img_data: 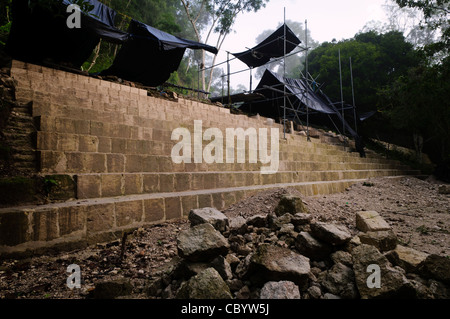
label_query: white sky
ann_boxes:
[209,0,389,91]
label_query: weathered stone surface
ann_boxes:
[359,230,397,252]
[391,245,429,273]
[321,262,359,299]
[352,244,415,299]
[211,256,233,280]
[291,213,312,226]
[268,213,293,230]
[177,223,229,262]
[417,254,450,285]
[228,216,247,234]
[295,231,331,261]
[331,251,353,267]
[310,222,352,245]
[260,281,301,299]
[275,195,309,217]
[188,207,229,232]
[356,211,391,232]
[246,214,267,228]
[238,244,310,288]
[176,267,233,299]
[90,279,133,299]
[307,285,322,299]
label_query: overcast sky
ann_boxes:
[211,0,390,90]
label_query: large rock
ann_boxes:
[321,262,359,299]
[188,207,229,232]
[238,244,310,289]
[352,244,416,299]
[358,230,397,252]
[176,267,233,299]
[177,223,230,262]
[295,231,331,261]
[417,254,450,285]
[260,281,301,299]
[356,211,391,232]
[391,245,429,273]
[310,222,352,245]
[275,195,309,217]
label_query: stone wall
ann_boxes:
[0,60,419,256]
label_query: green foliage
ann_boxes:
[378,58,450,163]
[307,31,419,112]
[394,0,450,59]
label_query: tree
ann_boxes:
[393,0,450,59]
[306,31,419,113]
[180,0,269,92]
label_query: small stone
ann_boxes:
[211,256,233,280]
[295,231,331,261]
[229,216,247,234]
[177,223,229,262]
[331,251,353,267]
[307,286,322,299]
[275,195,309,217]
[176,268,233,299]
[310,222,352,245]
[188,207,229,232]
[291,213,312,226]
[260,281,301,299]
[246,215,267,228]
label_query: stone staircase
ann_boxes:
[0,60,421,256]
[1,99,37,174]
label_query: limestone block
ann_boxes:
[356,211,391,232]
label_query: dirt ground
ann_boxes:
[0,176,449,299]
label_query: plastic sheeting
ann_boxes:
[101,19,218,87]
[6,0,128,68]
[232,24,301,68]
[240,70,359,139]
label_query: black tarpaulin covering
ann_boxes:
[240,70,359,138]
[6,0,128,68]
[232,24,301,68]
[102,19,218,87]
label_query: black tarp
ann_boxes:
[101,19,218,87]
[240,70,359,139]
[232,24,301,68]
[6,0,128,68]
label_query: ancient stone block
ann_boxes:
[86,203,114,233]
[165,196,182,221]
[144,198,165,223]
[101,174,123,197]
[77,174,101,199]
[356,211,391,232]
[115,200,143,227]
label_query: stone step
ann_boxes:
[74,169,420,200]
[0,177,370,255]
[37,150,411,175]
